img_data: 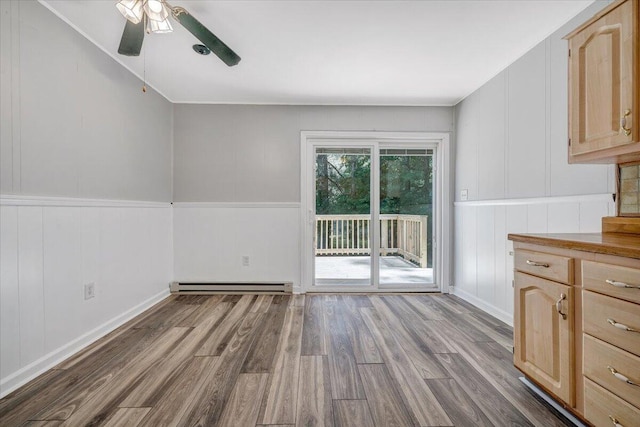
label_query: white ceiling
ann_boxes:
[40,0,594,106]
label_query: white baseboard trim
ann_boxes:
[451,287,513,326]
[0,194,171,208]
[453,193,612,207]
[0,288,170,398]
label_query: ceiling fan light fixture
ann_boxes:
[143,0,170,22]
[147,16,173,34]
[116,0,144,24]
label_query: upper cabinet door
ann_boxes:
[567,0,640,164]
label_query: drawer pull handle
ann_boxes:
[609,415,625,427]
[607,318,638,333]
[556,293,566,319]
[526,260,549,268]
[607,366,639,387]
[606,279,640,289]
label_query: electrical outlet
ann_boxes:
[460,189,468,201]
[84,282,96,300]
[242,256,250,267]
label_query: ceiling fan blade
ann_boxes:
[171,7,241,66]
[118,19,145,56]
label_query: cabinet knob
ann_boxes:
[620,109,632,136]
[556,293,567,320]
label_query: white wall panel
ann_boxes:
[476,206,496,303]
[453,205,464,293]
[504,204,528,317]
[0,199,172,397]
[173,205,301,288]
[459,206,477,294]
[527,204,548,234]
[0,206,20,378]
[493,206,508,311]
[18,206,45,366]
[547,203,580,233]
[43,207,82,353]
[453,195,615,325]
[579,201,610,233]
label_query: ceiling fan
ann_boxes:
[115,0,241,66]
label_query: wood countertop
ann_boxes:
[508,233,640,259]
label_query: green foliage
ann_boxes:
[316,154,371,214]
[380,155,432,216]
[316,153,432,216]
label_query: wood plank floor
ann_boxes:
[0,294,570,427]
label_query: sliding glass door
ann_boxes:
[379,148,434,289]
[314,147,372,286]
[310,141,437,292]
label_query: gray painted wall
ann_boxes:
[173,104,454,202]
[1,0,173,202]
[454,0,614,202]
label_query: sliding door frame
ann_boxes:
[300,131,452,293]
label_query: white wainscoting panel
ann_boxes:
[0,197,173,397]
[453,194,614,326]
[173,203,301,290]
[0,207,20,380]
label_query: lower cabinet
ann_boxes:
[512,239,640,427]
[513,271,574,407]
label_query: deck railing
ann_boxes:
[315,214,428,267]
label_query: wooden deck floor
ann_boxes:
[0,294,569,426]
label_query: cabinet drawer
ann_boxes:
[583,260,640,304]
[583,290,640,356]
[584,377,640,427]
[584,334,640,409]
[514,250,573,284]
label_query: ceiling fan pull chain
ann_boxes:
[143,19,147,94]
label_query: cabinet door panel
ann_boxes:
[514,272,574,406]
[569,0,636,157]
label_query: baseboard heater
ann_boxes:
[170,281,293,294]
